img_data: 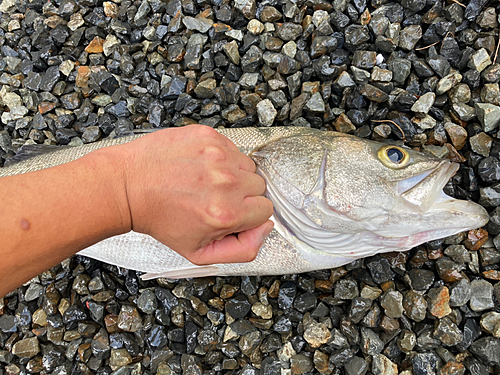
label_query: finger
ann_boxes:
[230,148,256,173]
[237,169,267,197]
[191,220,274,264]
[229,196,274,234]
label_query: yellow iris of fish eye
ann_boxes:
[377,145,410,169]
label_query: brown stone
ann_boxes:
[314,279,333,292]
[427,286,451,318]
[445,143,467,163]
[12,337,40,358]
[78,343,92,362]
[427,247,444,260]
[38,102,58,114]
[464,228,489,251]
[104,314,120,333]
[85,36,105,54]
[359,83,389,102]
[360,9,371,25]
[260,6,282,22]
[76,66,90,88]
[482,270,500,280]
[438,361,465,375]
[268,280,280,298]
[334,113,356,133]
[445,123,468,150]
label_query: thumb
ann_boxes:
[190,220,274,265]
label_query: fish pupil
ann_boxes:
[387,148,404,163]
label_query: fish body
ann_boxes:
[0,127,489,278]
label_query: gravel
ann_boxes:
[0,0,500,373]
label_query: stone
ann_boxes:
[85,36,105,53]
[399,25,422,50]
[436,72,462,95]
[469,337,500,366]
[311,37,338,58]
[12,337,40,358]
[305,92,325,114]
[470,279,494,311]
[468,48,492,72]
[470,132,493,157]
[427,286,451,318]
[449,279,471,307]
[360,84,389,103]
[345,356,368,375]
[380,290,404,318]
[444,123,467,150]
[372,354,397,375]
[411,92,435,114]
[247,19,264,35]
[194,79,216,99]
[260,6,282,22]
[303,320,331,348]
[433,317,463,346]
[256,99,277,127]
[475,103,500,132]
[117,306,142,332]
[277,23,303,41]
[403,290,427,322]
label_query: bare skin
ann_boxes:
[0,125,274,297]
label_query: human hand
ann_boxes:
[111,125,274,265]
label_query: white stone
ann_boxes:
[312,10,329,27]
[282,41,297,58]
[468,48,492,72]
[67,13,84,31]
[411,92,435,114]
[59,60,75,76]
[103,35,120,56]
[247,19,264,34]
[225,29,244,41]
[256,99,277,127]
[2,92,22,109]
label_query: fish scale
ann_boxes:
[0,127,488,278]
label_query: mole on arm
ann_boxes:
[20,219,30,231]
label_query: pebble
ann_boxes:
[411,92,435,114]
[427,286,451,318]
[380,290,404,318]
[303,320,331,348]
[470,279,494,311]
[11,337,40,358]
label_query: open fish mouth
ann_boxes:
[397,160,460,212]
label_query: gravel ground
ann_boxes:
[1,0,500,374]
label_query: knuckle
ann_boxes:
[202,145,227,162]
[205,204,237,229]
[195,125,219,138]
[211,169,237,187]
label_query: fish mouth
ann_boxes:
[395,160,489,234]
[397,160,459,212]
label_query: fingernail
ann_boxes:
[259,222,274,244]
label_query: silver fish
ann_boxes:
[0,127,488,278]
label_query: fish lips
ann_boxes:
[398,160,459,212]
[397,160,488,230]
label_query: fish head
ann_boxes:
[251,131,488,257]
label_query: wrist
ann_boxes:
[80,146,133,236]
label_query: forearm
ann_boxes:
[0,149,130,296]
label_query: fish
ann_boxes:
[0,126,489,279]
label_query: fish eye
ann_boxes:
[378,145,410,169]
[387,148,404,163]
